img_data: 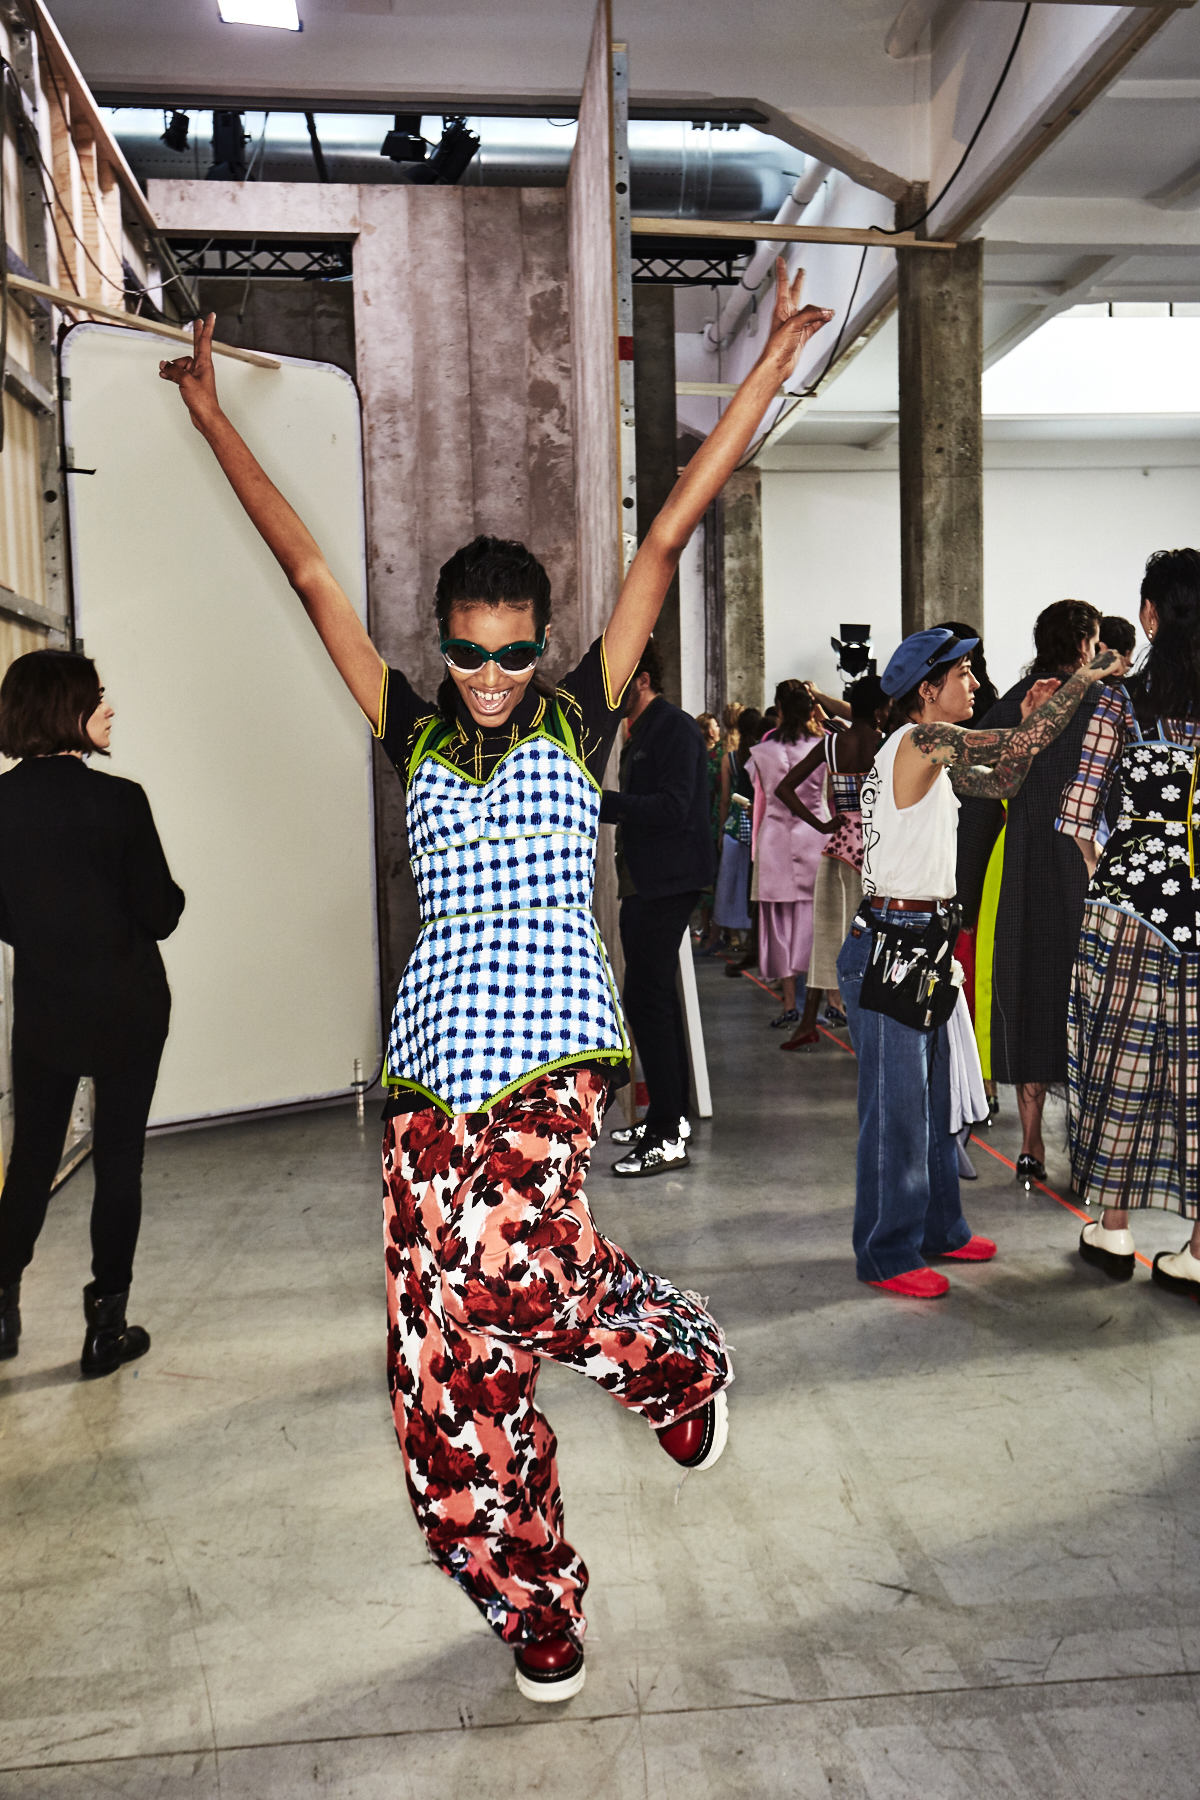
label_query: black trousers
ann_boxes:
[619,889,698,1138]
[0,1040,162,1294]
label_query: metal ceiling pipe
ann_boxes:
[702,159,831,353]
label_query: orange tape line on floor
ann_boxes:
[716,952,1152,1264]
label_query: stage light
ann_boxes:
[380,114,427,163]
[831,624,875,693]
[217,1,301,30]
[161,111,190,154]
[405,117,480,186]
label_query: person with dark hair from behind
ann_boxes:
[0,651,184,1376]
[1098,614,1136,660]
[957,599,1104,1185]
[159,268,835,1700]
[602,638,715,1176]
[938,620,999,722]
[1060,550,1200,1299]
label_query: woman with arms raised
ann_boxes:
[159,265,833,1702]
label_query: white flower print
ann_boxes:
[1175,926,1192,943]
[1127,869,1145,884]
[1152,908,1168,923]
[1163,785,1181,801]
[1163,879,1181,895]
[1154,762,1169,775]
[1130,853,1148,866]
[1147,838,1165,851]
[1150,861,1167,874]
[1165,822,1185,837]
[1110,865,1126,878]
[1172,846,1190,862]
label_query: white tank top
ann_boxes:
[860,725,960,901]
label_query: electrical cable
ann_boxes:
[37,36,129,274]
[876,1,1032,236]
[730,4,1031,466]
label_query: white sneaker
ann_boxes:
[611,1135,690,1178]
[610,1115,691,1146]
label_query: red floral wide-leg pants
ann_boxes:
[382,1067,731,1649]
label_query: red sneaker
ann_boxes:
[656,1390,729,1471]
[514,1635,586,1703]
[936,1235,997,1262]
[868,1267,950,1298]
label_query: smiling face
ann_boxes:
[85,687,114,752]
[443,601,546,728]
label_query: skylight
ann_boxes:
[217,1,301,29]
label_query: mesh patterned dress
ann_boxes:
[369,638,732,1650]
[1057,683,1200,1217]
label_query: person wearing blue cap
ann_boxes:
[836,626,1126,1299]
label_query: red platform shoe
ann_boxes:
[656,1390,729,1471]
[514,1635,586,1702]
[935,1235,997,1262]
[868,1267,950,1299]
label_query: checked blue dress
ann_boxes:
[1058,685,1200,1217]
[385,703,628,1116]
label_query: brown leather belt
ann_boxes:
[869,897,937,913]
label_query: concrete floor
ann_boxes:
[3,959,1200,1797]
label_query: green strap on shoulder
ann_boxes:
[407,697,578,783]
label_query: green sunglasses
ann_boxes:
[440,636,546,676]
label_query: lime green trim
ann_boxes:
[974,814,1006,1082]
[372,663,388,740]
[386,1047,629,1118]
[600,633,633,712]
[413,699,600,793]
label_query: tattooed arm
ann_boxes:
[908,649,1129,800]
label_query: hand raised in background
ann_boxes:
[763,258,835,381]
[158,314,222,432]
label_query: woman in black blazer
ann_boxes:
[0,651,184,1377]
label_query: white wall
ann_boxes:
[761,456,1200,705]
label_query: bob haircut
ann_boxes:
[0,650,103,759]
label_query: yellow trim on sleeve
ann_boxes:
[372,662,388,740]
[600,632,634,713]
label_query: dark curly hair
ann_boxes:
[1029,599,1101,678]
[433,535,552,722]
[1131,548,1200,724]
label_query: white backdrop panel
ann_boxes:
[62,324,379,1126]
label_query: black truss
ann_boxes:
[167,238,354,281]
[632,234,756,288]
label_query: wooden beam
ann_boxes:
[15,0,158,234]
[0,582,69,635]
[5,275,282,368]
[630,217,957,251]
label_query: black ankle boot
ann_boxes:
[80,1281,150,1379]
[0,1281,20,1361]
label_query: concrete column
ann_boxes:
[633,284,680,703]
[722,468,765,712]
[897,223,984,637]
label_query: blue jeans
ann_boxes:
[837,911,970,1282]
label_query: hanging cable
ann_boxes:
[877,1,1032,236]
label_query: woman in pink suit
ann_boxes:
[748,681,829,1027]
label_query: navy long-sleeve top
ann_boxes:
[599,695,717,898]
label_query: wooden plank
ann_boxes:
[5,275,282,368]
[17,0,158,233]
[0,580,69,634]
[630,217,957,251]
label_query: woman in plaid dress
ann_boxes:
[1059,549,1200,1301]
[159,270,834,1701]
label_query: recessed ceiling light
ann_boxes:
[217,2,301,30]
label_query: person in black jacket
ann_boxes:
[600,640,715,1177]
[0,651,184,1377]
